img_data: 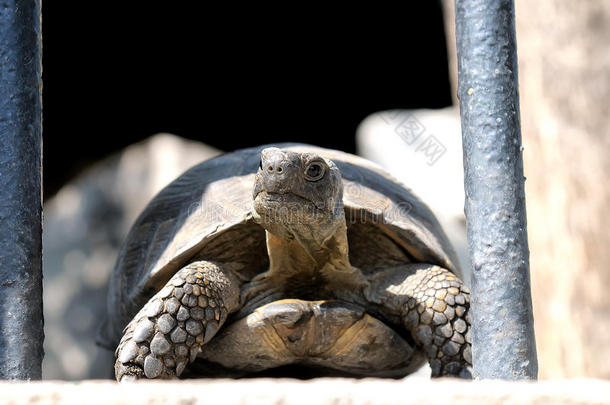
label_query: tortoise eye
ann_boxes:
[304,162,325,181]
[258,159,262,170]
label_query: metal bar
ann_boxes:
[0,0,44,380]
[454,0,537,379]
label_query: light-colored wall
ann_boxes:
[443,0,610,379]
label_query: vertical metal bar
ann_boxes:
[0,0,44,380]
[455,0,537,379]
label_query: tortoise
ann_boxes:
[98,144,472,381]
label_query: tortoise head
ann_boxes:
[252,147,345,242]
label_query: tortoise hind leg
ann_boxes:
[365,264,472,378]
[114,261,240,381]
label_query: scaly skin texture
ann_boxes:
[403,267,471,377]
[114,261,239,381]
[364,264,472,377]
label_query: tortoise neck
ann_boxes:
[265,218,352,278]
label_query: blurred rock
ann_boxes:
[356,108,470,285]
[442,0,610,378]
[42,134,220,379]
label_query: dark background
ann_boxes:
[42,3,452,199]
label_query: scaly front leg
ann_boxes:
[365,263,472,378]
[114,261,240,381]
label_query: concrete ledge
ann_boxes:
[1,378,609,405]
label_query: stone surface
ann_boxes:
[42,134,220,379]
[0,379,609,404]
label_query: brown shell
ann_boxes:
[100,144,460,347]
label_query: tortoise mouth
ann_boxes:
[255,191,322,207]
[254,191,326,217]
[252,190,339,241]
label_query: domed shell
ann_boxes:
[100,144,460,348]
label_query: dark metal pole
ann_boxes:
[455,0,537,379]
[0,0,44,380]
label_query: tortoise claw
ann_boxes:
[120,374,138,383]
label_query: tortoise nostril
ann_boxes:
[266,164,285,174]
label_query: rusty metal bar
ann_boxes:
[455,0,538,379]
[0,0,44,380]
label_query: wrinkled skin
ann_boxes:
[113,148,472,381]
